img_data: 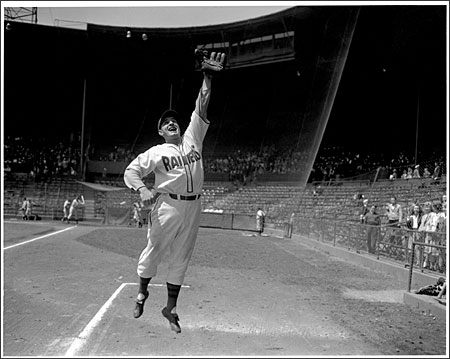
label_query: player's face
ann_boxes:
[159,117,180,140]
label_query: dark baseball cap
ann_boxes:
[157,109,180,130]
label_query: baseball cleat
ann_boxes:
[133,290,149,319]
[161,307,181,333]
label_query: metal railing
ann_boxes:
[291,217,447,276]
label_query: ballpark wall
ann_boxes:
[200,212,256,232]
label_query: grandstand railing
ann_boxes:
[290,217,446,276]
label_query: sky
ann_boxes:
[7,2,295,29]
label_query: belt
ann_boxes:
[169,193,201,201]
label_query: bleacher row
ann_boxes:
[3,174,446,229]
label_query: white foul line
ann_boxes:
[64,282,191,356]
[65,282,128,357]
[4,226,76,250]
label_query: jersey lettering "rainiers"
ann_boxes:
[162,149,201,172]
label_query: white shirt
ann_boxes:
[124,111,209,195]
[256,210,266,219]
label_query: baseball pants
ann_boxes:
[68,206,78,220]
[137,193,201,285]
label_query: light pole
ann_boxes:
[414,83,419,164]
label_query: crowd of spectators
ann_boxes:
[4,136,446,186]
[203,145,311,184]
[4,135,81,181]
[203,144,445,185]
[88,144,136,163]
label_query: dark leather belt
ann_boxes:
[169,193,201,201]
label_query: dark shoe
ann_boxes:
[133,291,149,319]
[161,307,181,333]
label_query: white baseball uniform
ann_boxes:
[63,200,71,219]
[124,110,209,285]
[68,196,85,221]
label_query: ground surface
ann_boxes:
[2,220,447,356]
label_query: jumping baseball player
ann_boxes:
[124,50,225,334]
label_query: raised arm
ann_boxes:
[194,73,212,120]
[194,51,225,120]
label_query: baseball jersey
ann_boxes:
[124,111,209,195]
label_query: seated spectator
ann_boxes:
[432,161,441,180]
[422,167,431,178]
[434,280,446,304]
[401,169,408,179]
[415,277,445,296]
[389,169,398,181]
[406,167,413,179]
[413,165,421,178]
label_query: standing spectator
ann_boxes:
[67,194,85,224]
[256,207,266,236]
[287,212,295,238]
[385,196,403,244]
[363,205,381,254]
[434,201,446,272]
[418,202,438,270]
[413,165,421,178]
[406,204,422,266]
[62,199,71,223]
[359,198,370,223]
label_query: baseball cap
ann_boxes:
[157,109,180,130]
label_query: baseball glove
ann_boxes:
[194,49,226,75]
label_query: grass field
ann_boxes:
[2,220,447,356]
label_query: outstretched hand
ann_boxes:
[195,49,226,77]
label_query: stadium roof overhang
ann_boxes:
[86,6,330,43]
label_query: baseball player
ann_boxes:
[256,207,266,235]
[124,51,225,334]
[20,197,32,220]
[62,199,71,223]
[132,201,143,228]
[67,194,85,224]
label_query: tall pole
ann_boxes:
[80,78,87,179]
[169,83,173,108]
[414,85,419,164]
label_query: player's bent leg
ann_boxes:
[134,279,151,319]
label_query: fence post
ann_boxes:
[44,182,47,215]
[407,242,416,292]
[307,217,310,237]
[356,223,360,253]
[333,220,337,247]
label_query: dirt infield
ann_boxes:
[2,221,447,356]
